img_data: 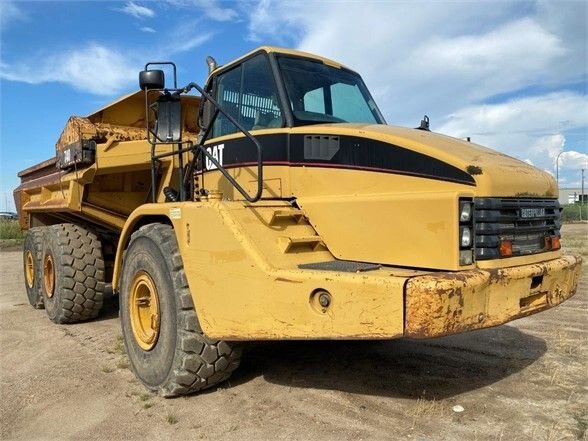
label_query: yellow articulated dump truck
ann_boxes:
[15,46,582,396]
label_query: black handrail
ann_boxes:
[180,82,264,203]
[145,82,264,203]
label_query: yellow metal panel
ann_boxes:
[176,202,406,339]
[204,124,557,199]
[86,90,200,133]
[298,190,473,271]
[285,124,557,198]
[80,204,126,230]
[113,202,408,339]
[476,251,562,269]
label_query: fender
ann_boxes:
[112,203,183,292]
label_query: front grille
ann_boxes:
[474,198,560,260]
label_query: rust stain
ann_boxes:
[274,277,303,284]
[15,171,62,192]
[405,255,582,339]
[514,191,555,198]
[466,165,483,175]
[55,116,149,153]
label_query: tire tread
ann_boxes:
[43,224,105,324]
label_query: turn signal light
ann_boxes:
[499,240,512,257]
[545,236,561,250]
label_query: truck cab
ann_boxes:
[197,47,561,272]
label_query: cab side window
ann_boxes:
[212,65,241,138]
[212,54,282,138]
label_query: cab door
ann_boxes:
[202,53,289,200]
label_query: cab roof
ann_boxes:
[209,46,350,77]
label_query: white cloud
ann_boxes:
[0,44,138,95]
[140,26,156,33]
[166,0,238,22]
[0,28,214,96]
[0,0,27,30]
[118,2,155,19]
[409,18,564,103]
[247,0,290,42]
[173,32,214,53]
[437,92,588,178]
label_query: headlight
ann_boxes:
[459,201,472,222]
[460,226,471,247]
[460,250,473,265]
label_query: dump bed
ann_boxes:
[14,91,201,232]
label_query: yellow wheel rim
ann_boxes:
[25,250,35,289]
[129,271,160,351]
[43,254,55,298]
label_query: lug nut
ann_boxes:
[310,289,332,313]
[318,292,331,308]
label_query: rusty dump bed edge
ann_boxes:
[17,157,57,181]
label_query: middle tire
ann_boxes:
[40,223,105,323]
[120,223,242,397]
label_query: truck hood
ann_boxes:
[290,123,557,198]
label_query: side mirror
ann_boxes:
[154,93,182,142]
[139,69,165,90]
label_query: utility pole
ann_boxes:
[581,168,585,222]
[556,151,565,187]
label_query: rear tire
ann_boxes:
[41,224,105,323]
[23,228,44,309]
[120,223,242,397]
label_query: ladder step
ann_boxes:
[278,236,325,253]
[270,209,306,225]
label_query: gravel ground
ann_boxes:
[0,224,586,441]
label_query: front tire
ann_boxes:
[120,223,241,397]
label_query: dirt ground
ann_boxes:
[1,224,586,441]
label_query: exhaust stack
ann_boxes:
[206,56,217,74]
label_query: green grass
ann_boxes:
[139,392,152,402]
[0,220,24,240]
[165,414,179,425]
[561,204,588,222]
[116,359,130,370]
[561,229,588,258]
[107,335,126,355]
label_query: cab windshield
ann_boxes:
[277,56,385,125]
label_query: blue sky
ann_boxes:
[1,0,587,211]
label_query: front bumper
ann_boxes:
[404,255,583,338]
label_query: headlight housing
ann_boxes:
[459,198,474,266]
